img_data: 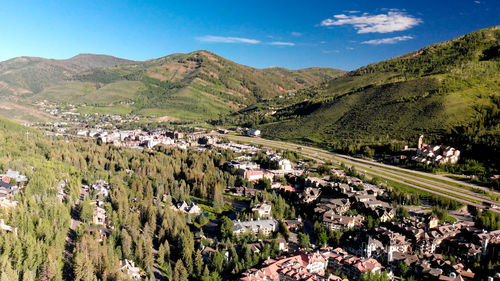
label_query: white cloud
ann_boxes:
[270,41,295,46]
[361,35,414,45]
[322,49,340,54]
[345,10,360,13]
[196,36,295,47]
[196,35,260,44]
[291,31,302,37]
[474,0,480,3]
[320,10,421,33]
[346,47,354,50]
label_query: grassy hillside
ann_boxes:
[0,51,342,120]
[22,50,343,120]
[0,101,56,123]
[0,54,133,96]
[222,26,500,172]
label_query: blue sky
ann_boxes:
[0,0,498,70]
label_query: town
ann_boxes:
[7,126,492,281]
[6,109,498,280]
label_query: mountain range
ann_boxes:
[0,51,343,121]
[0,26,498,169]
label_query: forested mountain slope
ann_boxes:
[0,54,133,96]
[223,26,500,171]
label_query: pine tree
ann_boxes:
[194,249,204,277]
[173,259,188,281]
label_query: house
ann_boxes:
[252,203,272,218]
[285,216,303,232]
[0,219,17,235]
[415,255,476,281]
[305,177,333,189]
[273,185,297,194]
[175,201,202,214]
[427,216,440,229]
[374,207,396,222]
[239,251,346,281]
[299,187,321,203]
[187,204,201,214]
[271,182,283,189]
[93,206,107,226]
[233,219,279,236]
[0,180,16,198]
[267,154,293,171]
[247,128,261,137]
[323,212,364,231]
[177,201,201,214]
[165,130,184,139]
[0,170,28,184]
[248,238,289,253]
[226,186,259,197]
[243,170,265,181]
[201,246,217,261]
[0,196,17,209]
[363,184,384,196]
[120,259,141,279]
[326,249,383,280]
[89,227,112,243]
[92,180,110,198]
[226,160,260,171]
[314,198,351,216]
[412,136,461,165]
[275,237,289,252]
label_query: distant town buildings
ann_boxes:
[267,154,293,171]
[408,135,461,165]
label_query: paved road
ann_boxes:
[225,135,500,214]
[315,148,498,196]
[306,149,499,205]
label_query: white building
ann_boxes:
[233,219,278,236]
[252,203,272,218]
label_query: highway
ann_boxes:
[224,135,500,214]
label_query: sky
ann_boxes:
[0,0,498,70]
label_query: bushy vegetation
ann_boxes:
[475,210,500,230]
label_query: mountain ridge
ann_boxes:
[0,50,344,120]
